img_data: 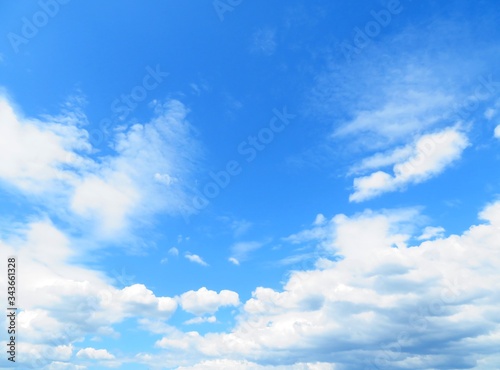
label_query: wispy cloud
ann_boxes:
[229,241,265,264]
[0,94,201,239]
[177,287,239,316]
[184,316,216,325]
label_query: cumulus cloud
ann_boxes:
[9,202,500,369]
[349,128,469,202]
[0,220,177,369]
[179,287,240,316]
[150,201,500,369]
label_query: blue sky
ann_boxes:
[1,0,500,369]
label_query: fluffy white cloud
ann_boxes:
[9,201,500,369]
[494,124,500,139]
[179,287,240,316]
[150,201,500,369]
[350,128,469,202]
[0,95,90,192]
[76,347,115,360]
[115,284,178,316]
[70,173,140,235]
[0,219,177,369]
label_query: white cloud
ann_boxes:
[350,128,469,202]
[311,59,462,152]
[154,172,177,185]
[184,316,217,325]
[185,253,209,266]
[484,107,496,120]
[0,95,90,192]
[417,226,445,240]
[313,214,326,226]
[0,341,75,369]
[0,94,201,238]
[494,124,500,139]
[179,287,240,316]
[70,173,140,235]
[11,200,500,369]
[228,257,240,265]
[169,247,179,256]
[335,89,453,143]
[310,17,496,152]
[70,99,201,237]
[112,284,177,318]
[348,145,413,175]
[150,201,500,368]
[76,347,115,360]
[485,99,500,120]
[0,219,177,369]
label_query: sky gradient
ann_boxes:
[1,0,500,369]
